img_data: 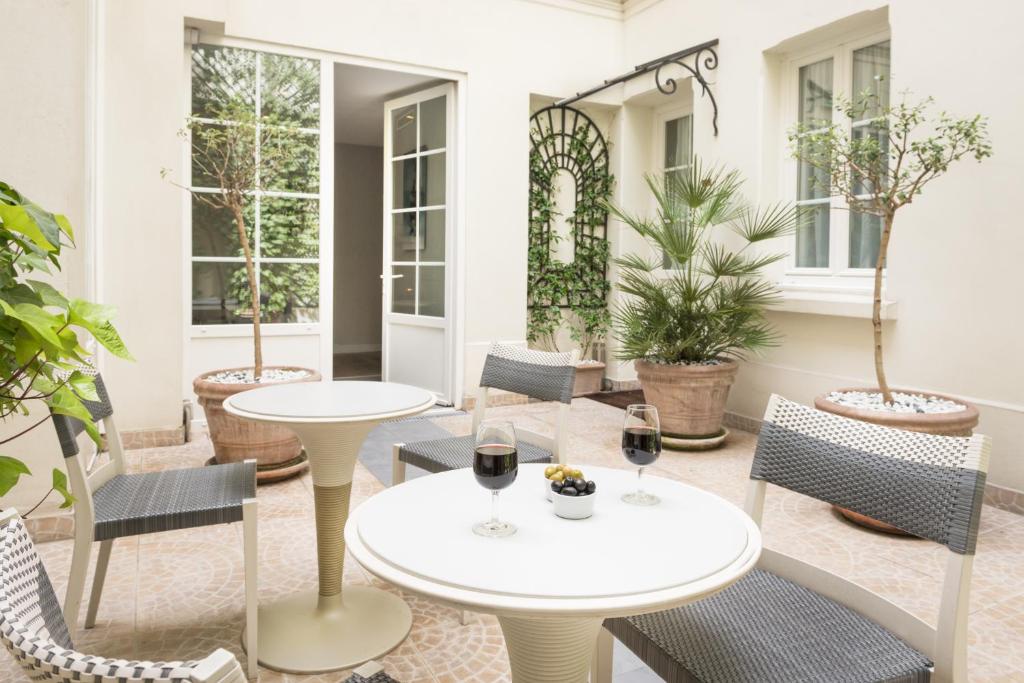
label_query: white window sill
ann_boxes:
[769,285,897,320]
[191,323,321,339]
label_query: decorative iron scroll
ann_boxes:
[556,39,720,136]
[527,105,612,315]
[652,44,719,135]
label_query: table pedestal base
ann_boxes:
[243,587,412,674]
[498,615,603,683]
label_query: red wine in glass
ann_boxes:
[622,404,661,505]
[473,444,518,490]
[622,426,662,466]
[473,420,518,537]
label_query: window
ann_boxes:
[790,36,890,275]
[189,44,321,325]
[389,95,447,317]
[660,114,692,269]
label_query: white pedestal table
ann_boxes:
[345,463,762,683]
[225,380,435,674]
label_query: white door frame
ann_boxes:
[381,82,457,402]
[180,31,467,409]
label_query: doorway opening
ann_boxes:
[331,63,444,381]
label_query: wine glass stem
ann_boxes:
[491,490,500,524]
[637,466,645,494]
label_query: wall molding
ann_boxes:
[516,0,624,20]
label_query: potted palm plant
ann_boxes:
[606,161,800,449]
[0,181,131,513]
[167,102,320,482]
[791,94,991,532]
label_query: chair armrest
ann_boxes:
[190,648,246,683]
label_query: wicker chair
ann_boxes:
[50,374,258,679]
[594,394,990,683]
[0,509,247,683]
[391,343,579,486]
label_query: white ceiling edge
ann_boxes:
[514,0,664,21]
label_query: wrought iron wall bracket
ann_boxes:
[556,39,720,136]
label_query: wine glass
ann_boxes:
[472,419,518,537]
[621,404,662,505]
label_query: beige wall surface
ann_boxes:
[616,0,1024,490]
[0,0,88,511]
[334,143,383,351]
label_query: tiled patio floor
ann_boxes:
[4,397,1024,682]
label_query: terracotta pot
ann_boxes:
[815,387,980,534]
[572,361,606,397]
[194,366,321,483]
[635,359,738,441]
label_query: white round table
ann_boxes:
[346,463,761,683]
[224,381,435,674]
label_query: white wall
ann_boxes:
[334,143,383,352]
[615,0,1024,490]
[0,0,88,512]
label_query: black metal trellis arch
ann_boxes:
[528,105,612,310]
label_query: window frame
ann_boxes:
[185,41,326,335]
[650,103,694,274]
[781,28,891,291]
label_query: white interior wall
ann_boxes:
[333,143,383,353]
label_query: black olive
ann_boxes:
[550,480,563,493]
[586,481,597,494]
[561,486,578,496]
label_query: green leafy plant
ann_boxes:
[790,94,991,403]
[606,161,800,364]
[527,120,614,355]
[0,182,132,513]
[165,101,310,377]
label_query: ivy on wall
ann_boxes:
[527,106,614,357]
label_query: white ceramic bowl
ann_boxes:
[544,479,555,501]
[552,490,596,520]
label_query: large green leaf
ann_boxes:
[0,203,57,252]
[26,279,69,309]
[68,371,100,401]
[22,203,63,249]
[0,300,64,347]
[0,456,31,497]
[48,386,101,446]
[51,468,74,509]
[69,299,133,360]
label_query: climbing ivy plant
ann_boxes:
[527,106,614,358]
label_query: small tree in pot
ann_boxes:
[606,161,800,448]
[166,102,321,482]
[791,94,991,533]
[791,93,991,407]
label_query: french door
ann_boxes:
[382,83,455,399]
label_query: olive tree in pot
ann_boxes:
[606,161,800,449]
[166,102,320,482]
[791,94,991,532]
[0,181,131,513]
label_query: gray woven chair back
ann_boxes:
[479,344,577,404]
[50,373,114,458]
[0,516,74,657]
[753,394,990,554]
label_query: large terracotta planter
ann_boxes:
[815,387,980,534]
[572,361,605,397]
[194,366,321,483]
[635,359,738,446]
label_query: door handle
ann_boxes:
[381,273,404,279]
